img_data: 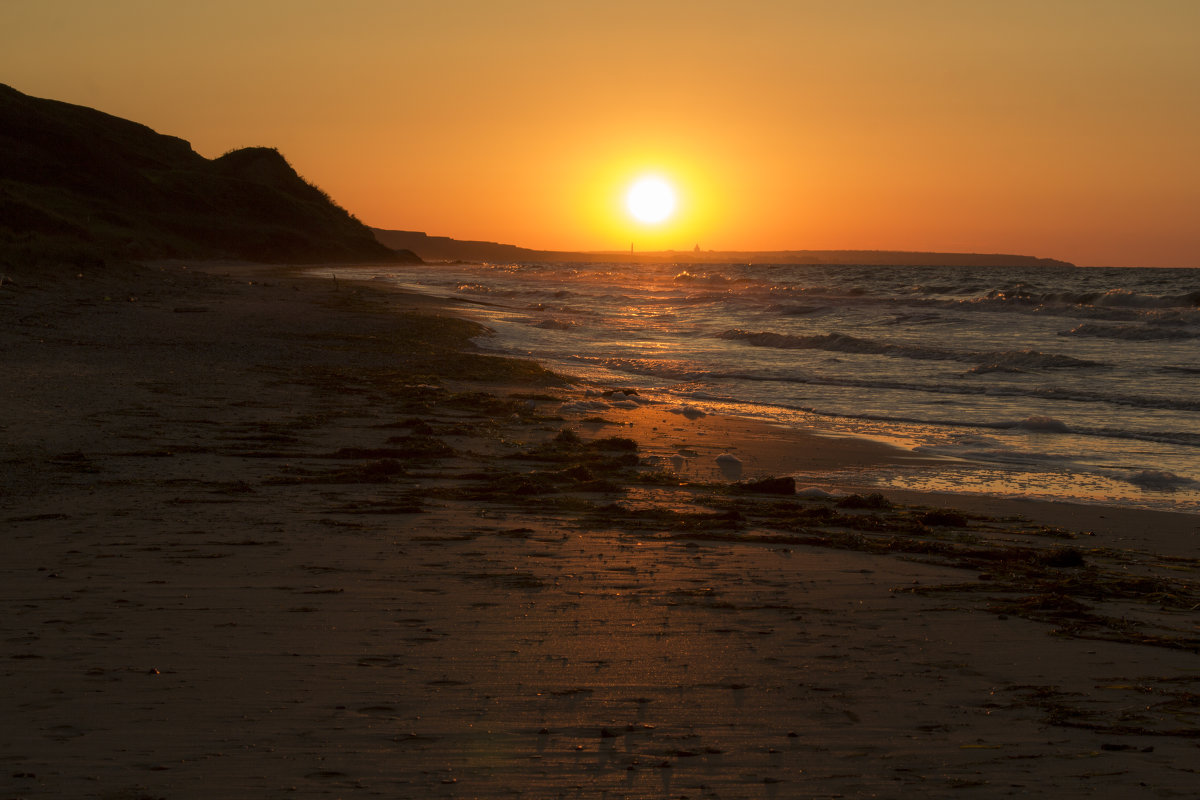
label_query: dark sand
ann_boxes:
[2,263,1197,799]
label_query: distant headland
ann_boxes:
[0,84,408,273]
[373,229,1076,268]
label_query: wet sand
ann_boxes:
[2,262,1197,799]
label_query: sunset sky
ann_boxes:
[3,1,1197,266]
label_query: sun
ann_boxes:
[626,176,676,224]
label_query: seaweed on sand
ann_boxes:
[507,428,641,471]
[264,458,406,485]
[1004,680,1200,738]
[377,436,456,459]
[312,439,455,460]
[440,462,628,501]
[574,482,1199,652]
[899,555,1200,651]
[836,492,893,509]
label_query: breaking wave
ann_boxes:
[1011,415,1070,433]
[1125,470,1198,491]
[1059,322,1200,341]
[716,329,1100,369]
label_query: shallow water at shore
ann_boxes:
[338,262,1200,512]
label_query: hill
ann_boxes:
[372,229,566,264]
[374,229,1075,268]
[0,84,410,273]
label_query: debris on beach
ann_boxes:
[795,486,840,499]
[735,476,796,495]
[715,452,744,480]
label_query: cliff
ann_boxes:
[0,84,410,272]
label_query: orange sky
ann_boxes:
[4,1,1198,266]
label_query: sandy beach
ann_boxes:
[2,262,1198,799]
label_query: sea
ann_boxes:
[334,261,1200,513]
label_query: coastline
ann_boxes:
[2,261,1197,798]
[341,259,1200,517]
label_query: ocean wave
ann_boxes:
[1093,288,1200,309]
[532,319,578,331]
[814,408,1200,449]
[1009,415,1071,433]
[913,443,1079,466]
[967,364,1026,375]
[1124,470,1198,491]
[454,282,530,298]
[975,351,1099,370]
[1058,322,1200,341]
[928,288,1200,317]
[673,270,755,286]
[566,356,720,383]
[765,303,829,316]
[717,329,900,354]
[569,351,1200,415]
[885,312,950,326]
[767,285,838,298]
[1023,386,1200,413]
[968,285,1200,309]
[676,291,741,306]
[910,282,984,295]
[716,328,1100,369]
[665,379,1200,448]
[525,302,601,316]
